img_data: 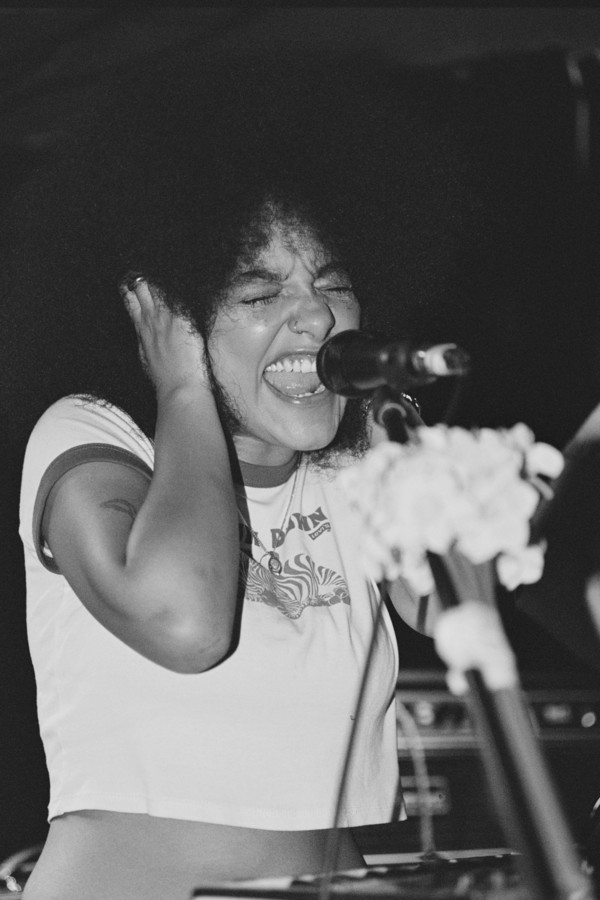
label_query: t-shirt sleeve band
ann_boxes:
[32,442,153,573]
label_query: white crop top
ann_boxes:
[20,395,400,830]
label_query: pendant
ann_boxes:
[265,552,282,575]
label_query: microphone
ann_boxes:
[316,330,471,397]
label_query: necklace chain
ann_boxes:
[237,463,302,575]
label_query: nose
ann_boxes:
[288,291,335,341]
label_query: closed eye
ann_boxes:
[321,285,358,305]
[240,295,279,306]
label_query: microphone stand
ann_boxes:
[371,386,595,900]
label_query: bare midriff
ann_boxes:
[23,810,365,900]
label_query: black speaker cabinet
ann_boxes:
[353,670,600,862]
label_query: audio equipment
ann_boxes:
[353,670,600,862]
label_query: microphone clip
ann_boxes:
[371,386,424,445]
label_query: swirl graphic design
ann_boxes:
[239,552,350,619]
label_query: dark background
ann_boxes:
[2,7,600,863]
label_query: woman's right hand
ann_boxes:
[120,276,209,396]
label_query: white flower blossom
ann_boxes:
[496,543,547,592]
[434,601,519,694]
[338,423,563,594]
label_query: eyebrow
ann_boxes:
[228,261,350,286]
[229,268,280,286]
[316,262,351,281]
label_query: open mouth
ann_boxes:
[263,353,326,399]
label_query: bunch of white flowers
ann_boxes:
[339,423,564,595]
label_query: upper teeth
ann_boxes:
[265,356,317,374]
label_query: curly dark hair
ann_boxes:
[1,52,481,461]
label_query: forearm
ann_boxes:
[122,383,240,657]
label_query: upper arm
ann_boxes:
[42,460,151,623]
[387,576,443,636]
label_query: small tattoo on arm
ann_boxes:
[100,498,138,524]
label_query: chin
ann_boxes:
[250,398,348,456]
[282,422,341,454]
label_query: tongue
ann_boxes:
[264,370,322,397]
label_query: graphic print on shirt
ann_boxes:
[239,552,350,619]
[238,504,350,619]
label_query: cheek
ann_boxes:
[341,303,361,331]
[206,322,265,400]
